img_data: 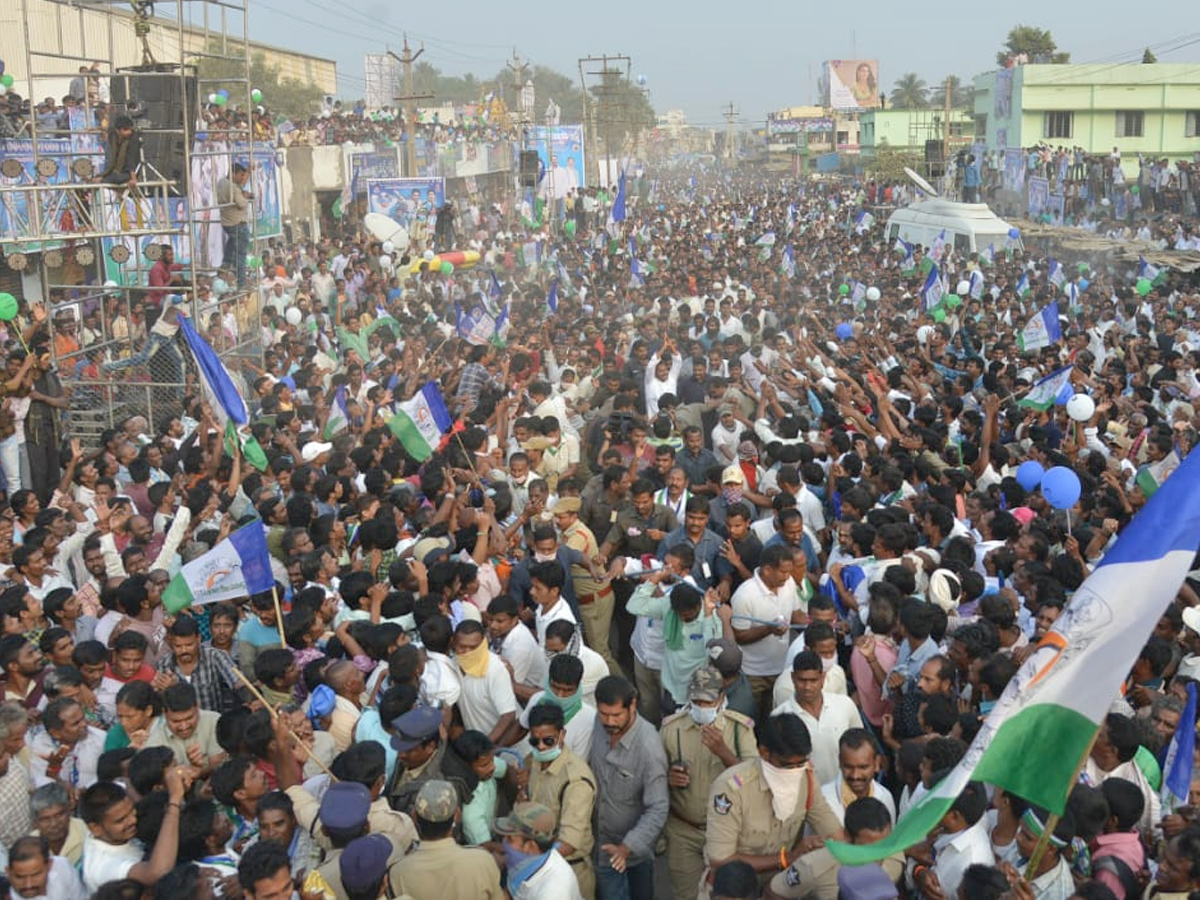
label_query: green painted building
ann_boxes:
[858,108,975,161]
[972,63,1200,160]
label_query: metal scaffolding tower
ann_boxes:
[2,0,265,443]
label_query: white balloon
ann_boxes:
[379,254,392,269]
[0,85,8,96]
[865,286,881,302]
[956,280,971,295]
[916,325,934,344]
[423,249,435,262]
[284,307,302,326]
[382,240,395,254]
[1066,393,1095,422]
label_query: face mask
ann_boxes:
[533,552,556,563]
[759,757,807,821]
[689,703,719,726]
[531,744,562,763]
[820,655,837,673]
[721,487,743,506]
[456,643,490,678]
[540,684,584,722]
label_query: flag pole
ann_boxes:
[271,584,287,646]
[1021,725,1102,880]
[231,667,338,781]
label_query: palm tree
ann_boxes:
[929,75,974,110]
[890,73,929,110]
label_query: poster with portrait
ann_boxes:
[347,150,400,196]
[1003,148,1026,193]
[825,60,881,110]
[183,140,281,274]
[366,177,445,231]
[527,125,586,200]
[994,70,1013,120]
[0,139,74,252]
[1027,176,1050,219]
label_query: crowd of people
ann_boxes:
[0,160,1198,900]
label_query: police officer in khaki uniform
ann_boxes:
[553,497,619,674]
[660,666,757,900]
[389,779,504,899]
[765,796,904,900]
[704,712,843,893]
[522,702,598,900]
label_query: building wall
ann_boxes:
[974,63,1200,160]
[860,109,974,151]
[2,0,335,103]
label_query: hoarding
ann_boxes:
[826,60,881,110]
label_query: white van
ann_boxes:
[885,195,1024,256]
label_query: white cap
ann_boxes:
[300,441,333,463]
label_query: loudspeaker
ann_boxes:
[111,67,198,192]
[924,140,945,179]
[519,150,540,187]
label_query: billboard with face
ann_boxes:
[826,60,881,110]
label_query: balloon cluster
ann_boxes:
[208,88,231,107]
[1014,460,1081,509]
[246,254,262,268]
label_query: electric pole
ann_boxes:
[723,102,738,166]
[388,38,434,177]
[580,54,630,187]
[943,76,952,193]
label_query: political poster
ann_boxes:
[348,150,400,196]
[826,60,881,110]
[527,125,586,200]
[1003,148,1026,193]
[0,139,74,252]
[366,177,445,232]
[1028,176,1050,219]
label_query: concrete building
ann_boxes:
[972,63,1200,160]
[859,108,974,160]
[1,0,336,103]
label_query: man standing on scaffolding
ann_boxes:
[217,162,252,288]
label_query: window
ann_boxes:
[836,131,849,145]
[1044,112,1073,139]
[1187,111,1200,138]
[1116,111,1144,138]
[974,114,988,138]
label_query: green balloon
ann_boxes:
[945,294,963,308]
[1130,184,1140,194]
[564,220,577,239]
[213,94,227,106]
[0,293,16,321]
[932,308,947,322]
[838,284,850,296]
[440,261,454,275]
[251,88,263,104]
[1135,278,1152,296]
[0,75,12,89]
[1077,262,1089,274]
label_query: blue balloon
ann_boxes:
[835,323,854,341]
[1015,460,1044,492]
[217,88,230,98]
[1008,227,1020,239]
[1041,466,1081,510]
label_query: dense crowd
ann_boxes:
[0,162,1199,900]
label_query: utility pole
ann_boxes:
[723,102,739,166]
[942,76,952,193]
[580,54,630,187]
[388,38,433,177]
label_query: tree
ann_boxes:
[1142,47,1158,63]
[866,140,923,182]
[890,73,929,110]
[192,42,325,119]
[996,25,1070,65]
[929,76,974,110]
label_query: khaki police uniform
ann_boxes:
[389,836,503,899]
[704,758,842,891]
[767,846,905,899]
[660,708,757,900]
[526,746,598,900]
[560,518,618,674]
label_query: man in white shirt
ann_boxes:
[487,595,547,704]
[5,835,87,900]
[495,802,585,900]
[80,770,187,893]
[417,618,462,712]
[914,782,993,900]
[730,543,803,715]
[771,651,861,785]
[29,698,105,789]
[531,561,577,645]
[454,621,518,743]
[819,729,896,824]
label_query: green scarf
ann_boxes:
[662,609,685,652]
[538,681,583,723]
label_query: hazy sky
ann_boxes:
[241,0,1200,125]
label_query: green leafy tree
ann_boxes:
[890,73,929,110]
[929,76,974,110]
[866,139,923,182]
[996,25,1070,65]
[1142,47,1158,63]
[192,43,325,119]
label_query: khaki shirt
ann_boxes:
[605,504,679,557]
[705,759,841,868]
[525,747,596,861]
[768,846,905,900]
[560,520,605,597]
[390,836,503,900]
[286,787,417,854]
[142,709,223,766]
[660,708,757,827]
